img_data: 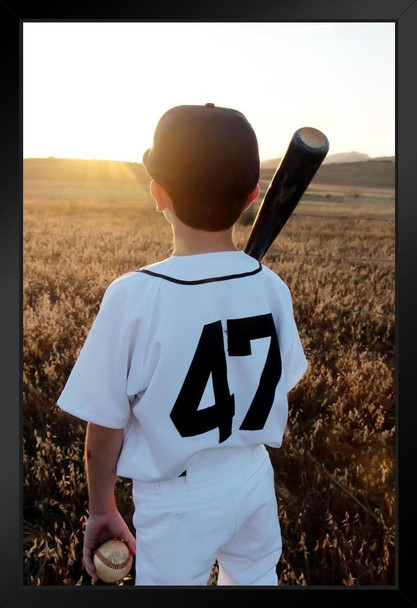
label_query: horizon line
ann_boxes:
[23,152,396,164]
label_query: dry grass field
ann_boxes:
[23,159,395,586]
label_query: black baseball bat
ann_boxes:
[244,127,329,262]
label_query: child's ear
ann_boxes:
[150,180,172,212]
[243,184,260,210]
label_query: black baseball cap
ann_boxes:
[142,103,260,201]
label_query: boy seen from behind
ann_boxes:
[57,103,308,585]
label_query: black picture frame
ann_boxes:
[3,1,416,606]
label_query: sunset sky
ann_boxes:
[23,22,395,163]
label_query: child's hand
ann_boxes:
[83,508,137,582]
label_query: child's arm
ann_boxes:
[83,422,136,581]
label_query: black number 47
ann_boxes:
[170,313,282,443]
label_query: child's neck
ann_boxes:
[170,222,238,257]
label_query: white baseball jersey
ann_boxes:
[57,250,307,482]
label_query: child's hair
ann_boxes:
[143,103,260,231]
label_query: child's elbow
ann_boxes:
[87,422,124,440]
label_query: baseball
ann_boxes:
[93,538,133,584]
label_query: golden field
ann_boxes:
[23,159,395,586]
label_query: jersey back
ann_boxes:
[57,251,307,481]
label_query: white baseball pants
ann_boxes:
[132,444,282,585]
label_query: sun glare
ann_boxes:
[24,22,395,162]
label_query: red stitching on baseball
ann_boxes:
[94,549,132,570]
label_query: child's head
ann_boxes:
[143,103,260,231]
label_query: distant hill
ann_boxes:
[372,156,396,162]
[23,158,153,205]
[324,151,372,164]
[260,158,395,190]
[260,151,393,169]
[24,155,395,194]
[312,159,395,189]
[23,157,149,184]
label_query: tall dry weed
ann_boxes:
[23,190,395,586]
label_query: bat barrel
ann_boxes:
[297,126,329,151]
[244,127,329,262]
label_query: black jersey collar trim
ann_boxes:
[136,262,262,285]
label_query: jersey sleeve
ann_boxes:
[57,280,135,429]
[283,313,308,392]
[280,284,308,393]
